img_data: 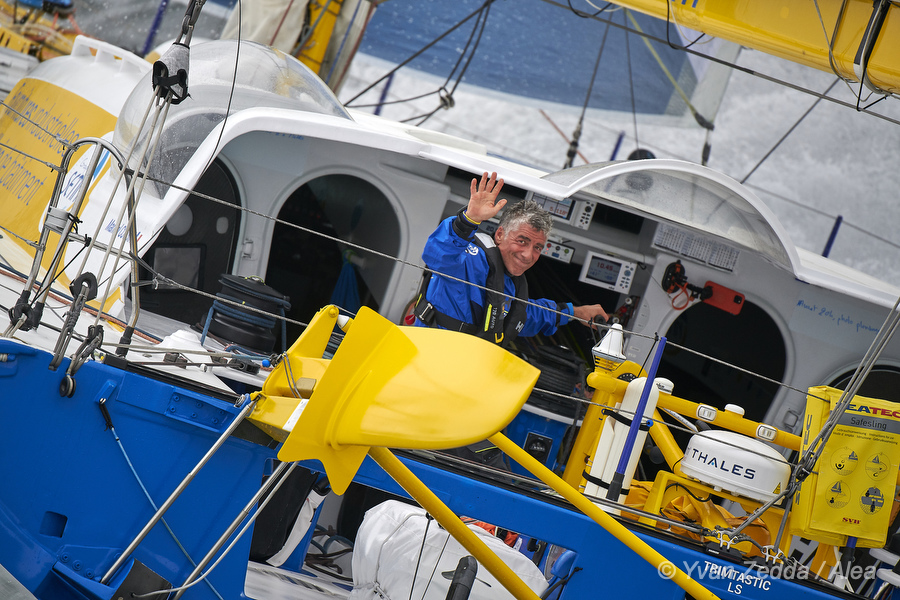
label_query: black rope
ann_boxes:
[638,334,658,376]
[565,0,613,19]
[664,482,711,503]
[442,7,487,94]
[405,1,494,126]
[196,10,242,182]
[664,0,705,50]
[351,5,490,115]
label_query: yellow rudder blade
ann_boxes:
[252,305,540,494]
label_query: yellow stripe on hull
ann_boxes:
[611,0,900,94]
[0,76,116,286]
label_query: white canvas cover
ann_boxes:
[350,500,548,600]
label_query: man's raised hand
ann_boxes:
[466,172,507,223]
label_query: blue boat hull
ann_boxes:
[0,334,864,599]
[0,338,277,599]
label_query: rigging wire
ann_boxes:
[564,16,611,168]
[623,9,640,153]
[740,78,840,184]
[403,0,493,127]
[344,0,495,109]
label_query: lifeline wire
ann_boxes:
[11,1,900,581]
[3,11,898,337]
[85,160,833,409]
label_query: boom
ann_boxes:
[610,0,900,95]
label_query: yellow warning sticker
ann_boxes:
[791,386,900,548]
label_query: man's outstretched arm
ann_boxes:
[573,303,609,326]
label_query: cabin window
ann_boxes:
[149,245,203,290]
[136,159,241,326]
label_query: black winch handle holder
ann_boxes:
[662,260,712,300]
[661,261,688,294]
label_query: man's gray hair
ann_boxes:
[498,200,552,236]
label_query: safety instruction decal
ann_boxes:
[791,386,900,548]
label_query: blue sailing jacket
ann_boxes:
[415,213,573,340]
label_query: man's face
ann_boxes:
[495,223,547,276]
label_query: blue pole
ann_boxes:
[324,0,364,85]
[374,73,394,116]
[142,0,171,58]
[821,214,843,258]
[609,131,625,160]
[606,336,666,500]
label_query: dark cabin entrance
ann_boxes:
[829,366,900,403]
[265,174,400,347]
[658,300,787,424]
